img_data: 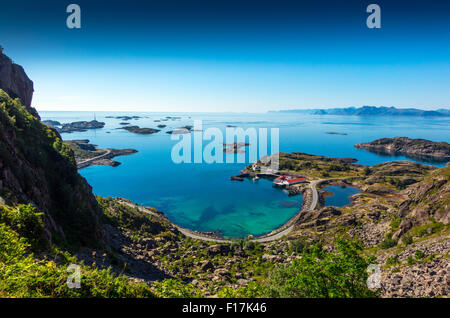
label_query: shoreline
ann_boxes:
[77,148,138,169]
[117,168,365,243]
[119,174,317,243]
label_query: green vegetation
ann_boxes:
[415,250,425,259]
[152,279,201,298]
[0,215,154,297]
[410,221,445,238]
[402,234,413,245]
[385,255,400,267]
[0,90,102,248]
[0,204,46,250]
[379,233,398,249]
[219,239,377,298]
[270,153,362,178]
[64,140,107,161]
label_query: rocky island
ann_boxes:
[106,115,141,120]
[43,120,105,133]
[64,139,138,169]
[223,142,250,153]
[119,125,160,135]
[166,125,193,134]
[355,137,450,162]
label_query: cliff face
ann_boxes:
[0,51,39,119]
[0,89,104,247]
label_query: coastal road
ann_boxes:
[251,179,320,243]
[118,179,322,244]
[77,149,111,169]
[117,177,354,244]
[118,200,232,243]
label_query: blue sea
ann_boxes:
[40,111,450,238]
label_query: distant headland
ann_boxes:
[269,106,450,117]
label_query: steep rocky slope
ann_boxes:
[287,160,449,297]
[0,50,38,118]
[0,90,103,247]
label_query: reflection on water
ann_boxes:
[323,185,360,207]
[356,148,449,164]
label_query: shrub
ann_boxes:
[242,239,378,298]
[0,223,155,298]
[402,234,413,245]
[10,204,45,248]
[152,279,201,298]
[289,239,307,254]
[385,256,400,267]
[379,233,397,249]
[243,240,255,251]
[407,256,415,265]
[415,250,425,259]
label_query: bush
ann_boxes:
[10,204,46,248]
[402,234,413,245]
[243,240,255,251]
[385,256,400,267]
[152,279,201,298]
[234,239,378,298]
[289,239,307,254]
[415,250,425,259]
[0,223,155,298]
[379,233,397,249]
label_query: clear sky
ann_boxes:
[0,0,449,112]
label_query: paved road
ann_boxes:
[77,149,111,169]
[118,177,358,243]
[118,200,232,243]
[252,179,320,243]
[119,178,322,243]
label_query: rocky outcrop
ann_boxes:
[0,89,104,247]
[378,238,449,298]
[355,137,450,161]
[0,50,39,118]
[393,164,449,239]
[119,126,160,135]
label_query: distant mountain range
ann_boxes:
[269,106,450,117]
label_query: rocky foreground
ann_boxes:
[355,137,450,161]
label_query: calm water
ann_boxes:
[40,111,450,238]
[322,185,361,207]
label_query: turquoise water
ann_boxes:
[39,111,450,238]
[322,185,361,207]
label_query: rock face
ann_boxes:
[0,89,104,247]
[355,137,450,161]
[0,51,39,118]
[393,165,449,239]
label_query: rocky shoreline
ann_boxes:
[43,120,105,133]
[77,148,138,169]
[65,139,138,169]
[119,125,160,135]
[355,137,450,161]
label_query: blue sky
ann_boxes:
[0,0,449,112]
